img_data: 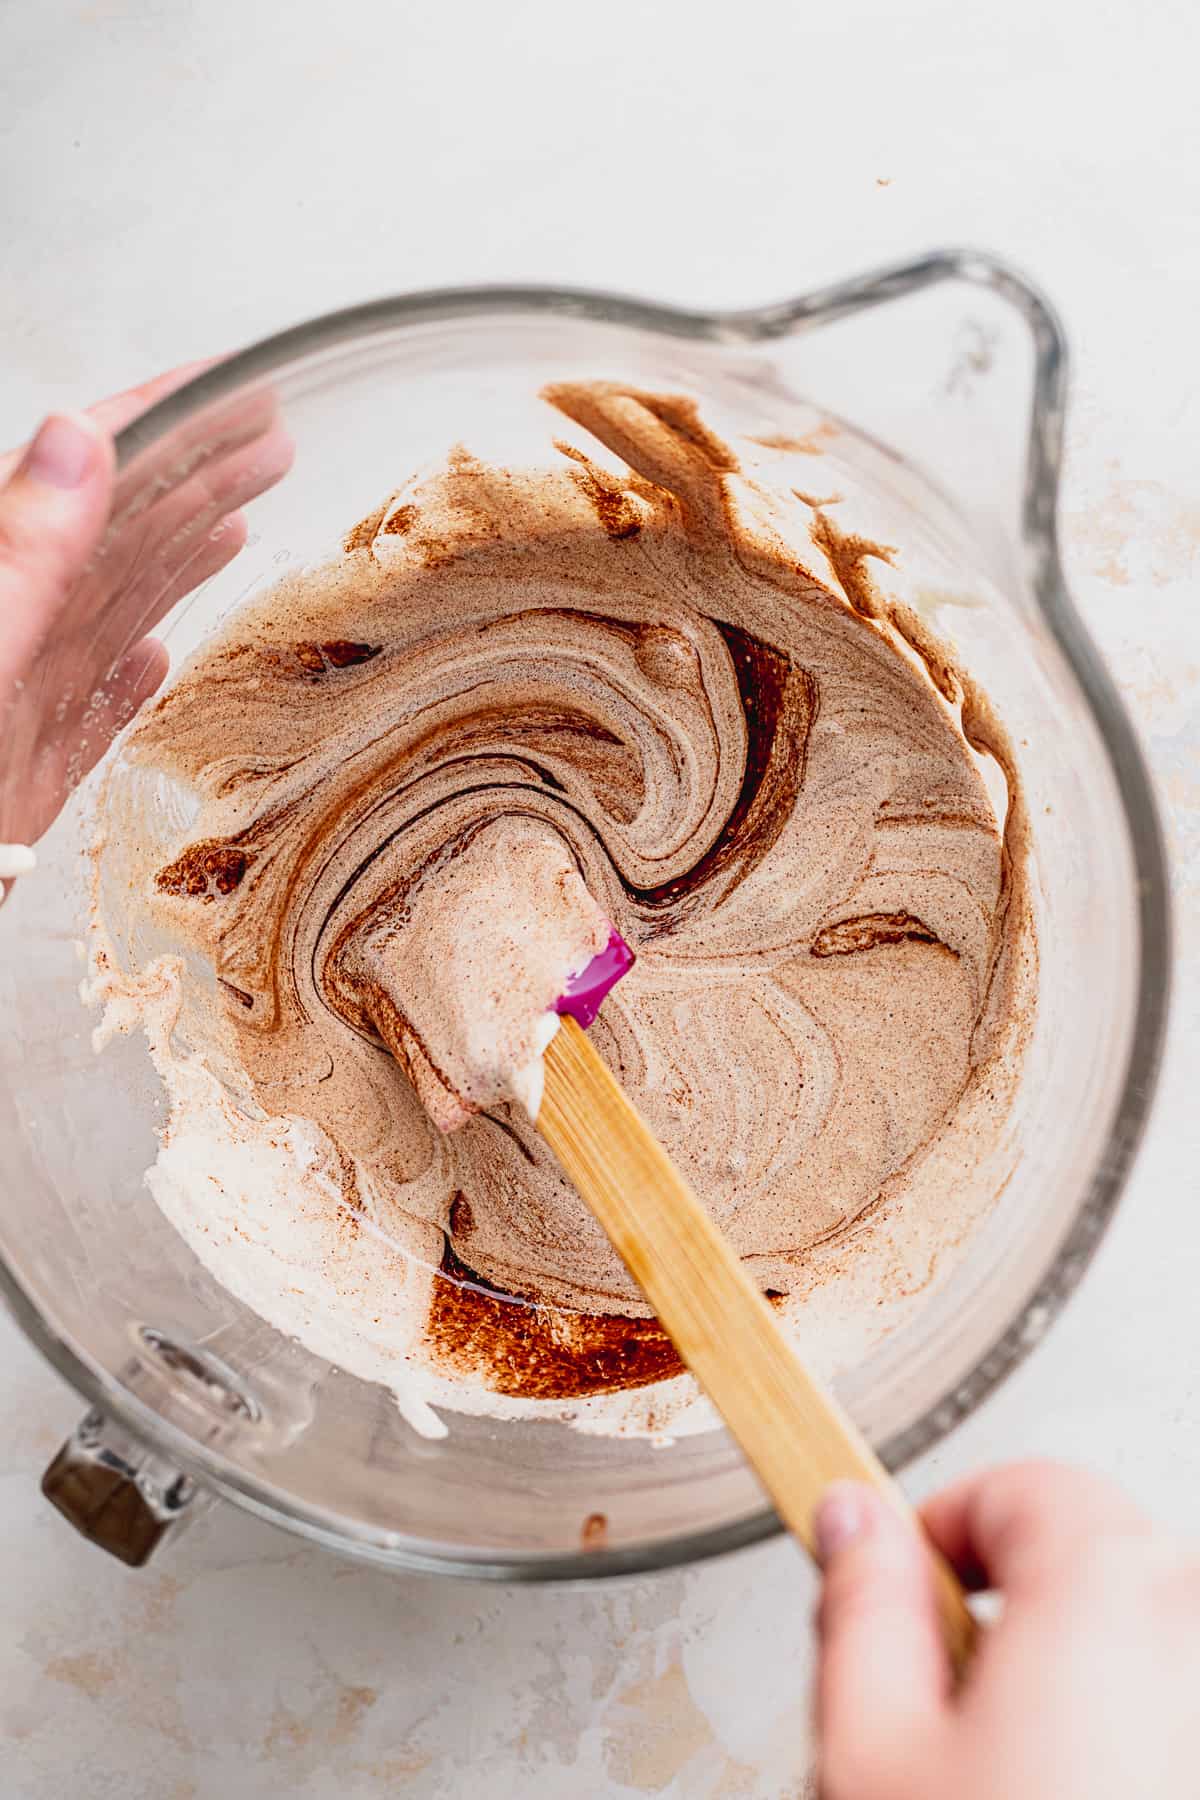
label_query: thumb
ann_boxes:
[814,1484,950,1797]
[0,412,115,683]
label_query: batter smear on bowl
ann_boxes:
[87,382,1035,1440]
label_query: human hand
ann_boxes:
[814,1461,1200,1800]
[0,365,292,857]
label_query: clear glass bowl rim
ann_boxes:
[0,249,1172,1580]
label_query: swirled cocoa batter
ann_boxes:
[90,382,1033,1434]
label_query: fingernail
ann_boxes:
[23,413,98,489]
[815,1483,877,1562]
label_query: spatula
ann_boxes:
[539,927,977,1676]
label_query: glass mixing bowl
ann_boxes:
[0,250,1170,1573]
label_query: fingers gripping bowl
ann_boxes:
[0,255,1169,1573]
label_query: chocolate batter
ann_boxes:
[88,382,1033,1433]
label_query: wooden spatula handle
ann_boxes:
[540,1017,976,1675]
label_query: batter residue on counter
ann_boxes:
[87,382,1035,1440]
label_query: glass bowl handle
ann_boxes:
[42,1408,209,1567]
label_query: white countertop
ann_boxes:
[2,3,1198,1794]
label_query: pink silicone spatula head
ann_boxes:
[553,928,635,1031]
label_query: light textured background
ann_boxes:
[2,2,1199,1796]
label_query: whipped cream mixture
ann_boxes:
[323,818,611,1130]
[87,382,1035,1439]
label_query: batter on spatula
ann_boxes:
[87,381,1035,1439]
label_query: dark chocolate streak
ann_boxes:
[156,839,251,900]
[505,611,814,922]
[811,913,942,957]
[428,1210,789,1400]
[626,623,815,925]
[295,640,382,674]
[427,1230,684,1399]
